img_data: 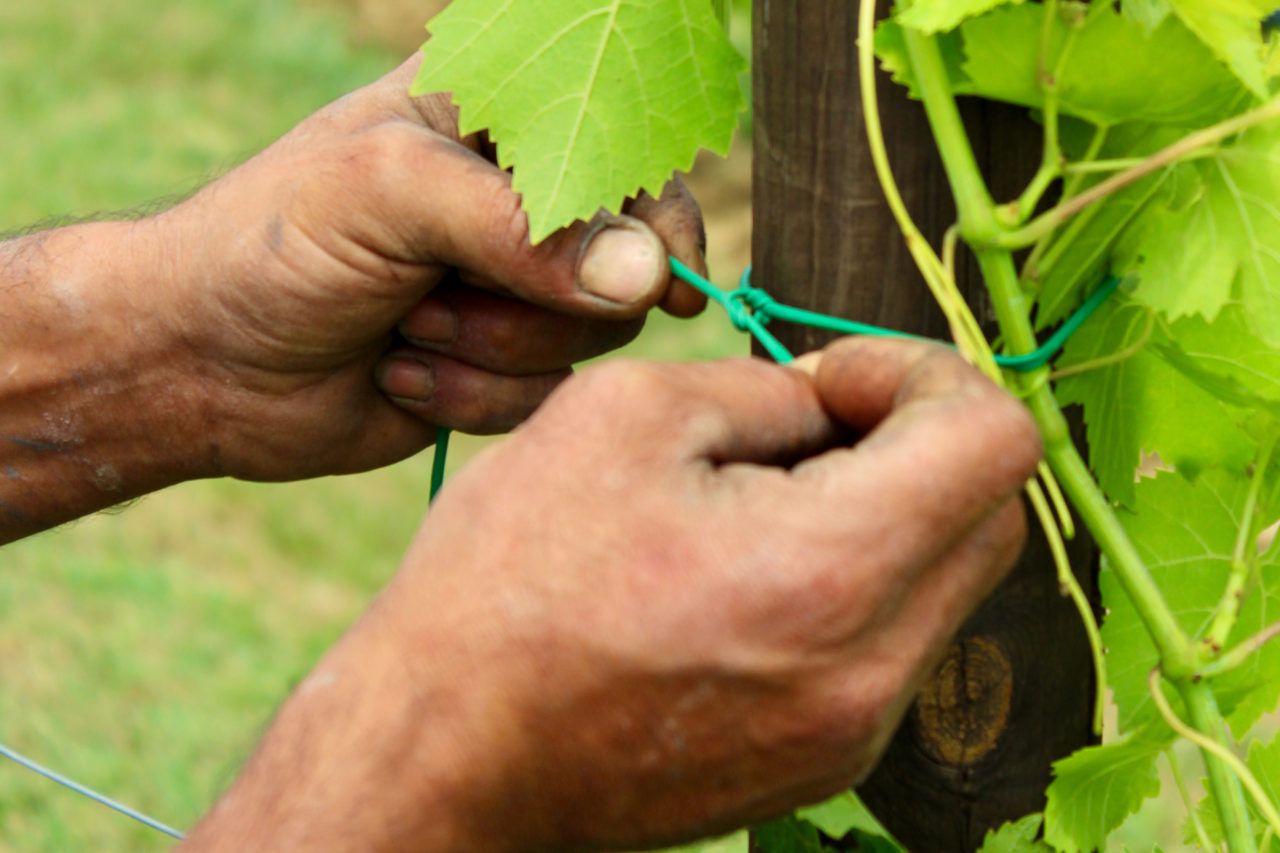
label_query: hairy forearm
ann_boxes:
[0,218,213,542]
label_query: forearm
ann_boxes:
[0,218,213,542]
[177,589,527,853]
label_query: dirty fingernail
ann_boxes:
[578,220,665,306]
[401,298,458,345]
[379,358,436,401]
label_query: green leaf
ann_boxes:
[752,816,826,853]
[1100,468,1280,733]
[1115,122,1280,343]
[975,814,1053,852]
[1043,730,1171,852]
[1122,0,1174,32]
[1055,296,1255,506]
[1243,735,1280,843]
[896,0,1024,35]
[1166,0,1276,96]
[1154,305,1280,418]
[1034,169,1168,330]
[958,5,1250,127]
[412,0,746,242]
[1035,123,1187,329]
[795,793,898,846]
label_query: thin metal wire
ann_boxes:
[0,741,185,840]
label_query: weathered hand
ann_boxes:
[159,54,707,481]
[180,338,1041,853]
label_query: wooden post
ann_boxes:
[749,2,1099,850]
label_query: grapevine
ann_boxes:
[413,0,1280,851]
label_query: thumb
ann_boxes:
[377,128,670,318]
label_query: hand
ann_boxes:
[157,54,707,481]
[179,338,1041,853]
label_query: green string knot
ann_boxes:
[724,281,776,332]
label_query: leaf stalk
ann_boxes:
[1207,439,1277,651]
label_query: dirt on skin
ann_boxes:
[316,0,755,283]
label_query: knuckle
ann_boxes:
[341,122,423,187]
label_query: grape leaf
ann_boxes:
[1154,304,1280,418]
[1123,0,1175,32]
[795,792,899,847]
[975,814,1053,852]
[1115,123,1280,343]
[1035,124,1191,330]
[1055,296,1255,506]
[958,6,1249,127]
[412,0,746,242]
[1034,170,1168,330]
[1043,728,1171,853]
[1246,736,1280,834]
[1100,468,1280,733]
[896,0,1024,35]
[1166,0,1276,97]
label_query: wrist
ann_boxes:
[0,217,217,537]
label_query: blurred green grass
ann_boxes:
[0,1,743,849]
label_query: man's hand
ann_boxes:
[179,338,1041,853]
[160,54,706,480]
[0,54,705,539]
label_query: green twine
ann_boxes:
[430,426,451,499]
[668,257,1120,372]
[428,259,1120,501]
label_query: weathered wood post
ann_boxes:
[749,2,1099,849]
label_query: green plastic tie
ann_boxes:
[668,257,1119,373]
[429,258,1119,501]
[430,426,451,503]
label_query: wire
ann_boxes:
[668,257,1119,373]
[0,741,185,840]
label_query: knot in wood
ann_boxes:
[913,635,1012,766]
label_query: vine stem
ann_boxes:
[1201,618,1280,679]
[997,95,1280,248]
[1021,124,1109,286]
[1208,438,1277,651]
[1153,671,1273,849]
[896,24,1266,852]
